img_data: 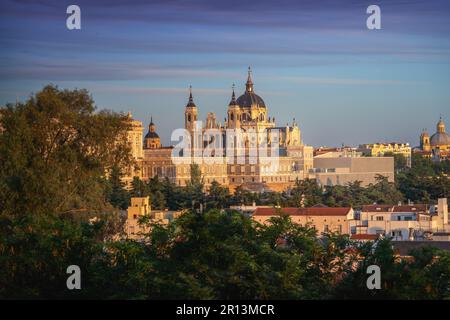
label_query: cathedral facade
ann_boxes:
[417,117,450,160]
[126,68,313,192]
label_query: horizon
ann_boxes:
[1,0,450,147]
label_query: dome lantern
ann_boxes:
[245,66,254,93]
[236,67,266,109]
[437,116,445,133]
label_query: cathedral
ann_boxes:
[417,117,450,160]
[125,68,313,192]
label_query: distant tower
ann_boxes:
[245,66,254,93]
[227,84,241,129]
[420,129,430,151]
[184,86,198,132]
[144,116,161,149]
[437,116,446,133]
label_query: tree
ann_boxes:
[333,239,450,299]
[288,179,322,207]
[161,177,187,210]
[105,165,130,210]
[365,175,404,205]
[153,190,166,210]
[0,84,132,217]
[231,185,256,206]
[384,152,407,172]
[0,85,131,298]
[130,176,149,198]
[396,153,450,203]
[206,181,230,209]
[186,164,205,210]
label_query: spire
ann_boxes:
[149,115,156,132]
[229,83,237,106]
[245,66,253,92]
[186,85,196,107]
[437,115,445,133]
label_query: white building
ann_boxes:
[350,199,449,241]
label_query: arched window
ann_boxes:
[187,114,191,122]
[259,113,264,121]
[230,113,234,121]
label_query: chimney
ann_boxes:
[438,198,448,225]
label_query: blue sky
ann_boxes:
[1,0,450,147]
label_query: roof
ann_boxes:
[392,204,428,213]
[253,207,352,217]
[350,234,379,240]
[430,132,450,146]
[186,88,196,108]
[413,150,432,155]
[362,204,430,213]
[362,205,393,212]
[145,131,159,139]
[236,91,266,108]
[392,241,450,256]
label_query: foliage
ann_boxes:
[0,84,132,217]
[333,239,450,299]
[2,209,449,299]
[1,85,449,299]
[397,154,450,203]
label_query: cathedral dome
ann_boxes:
[145,131,159,139]
[430,132,450,146]
[236,91,266,108]
[236,67,266,109]
[430,117,450,146]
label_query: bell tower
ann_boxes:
[420,129,430,151]
[184,85,198,132]
[227,84,241,129]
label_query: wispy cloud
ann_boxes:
[263,75,428,86]
[89,85,285,96]
[0,62,241,81]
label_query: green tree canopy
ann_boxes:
[0,84,132,217]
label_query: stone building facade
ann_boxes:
[311,156,395,187]
[125,68,314,192]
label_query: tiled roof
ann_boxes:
[350,234,379,240]
[413,150,432,155]
[362,204,430,213]
[392,241,450,256]
[362,205,393,212]
[253,207,352,217]
[392,204,428,213]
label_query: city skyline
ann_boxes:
[1,0,450,146]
